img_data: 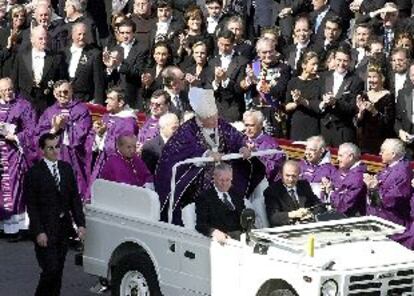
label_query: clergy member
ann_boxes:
[100,133,153,188]
[37,80,92,201]
[155,87,265,225]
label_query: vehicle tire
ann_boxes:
[111,253,162,296]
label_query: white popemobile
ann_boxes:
[81,151,414,296]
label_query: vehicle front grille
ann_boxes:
[345,268,414,296]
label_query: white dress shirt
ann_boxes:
[120,41,133,60]
[68,45,83,78]
[44,158,60,184]
[206,16,219,34]
[156,18,172,37]
[214,186,235,209]
[395,72,407,99]
[32,48,46,84]
[333,71,346,96]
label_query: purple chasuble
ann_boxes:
[247,133,285,182]
[37,99,92,201]
[138,116,159,145]
[100,152,153,186]
[154,117,265,225]
[367,159,412,227]
[0,96,37,222]
[88,110,138,202]
[330,162,367,217]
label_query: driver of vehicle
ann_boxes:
[264,160,322,226]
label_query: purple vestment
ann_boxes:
[300,152,336,198]
[393,195,414,250]
[367,159,412,226]
[0,95,37,233]
[100,152,153,186]
[37,100,92,201]
[330,162,367,217]
[138,116,159,145]
[88,110,138,202]
[154,117,265,224]
[247,133,285,182]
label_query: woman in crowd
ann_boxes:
[141,41,174,101]
[181,41,213,89]
[355,64,395,154]
[285,51,321,141]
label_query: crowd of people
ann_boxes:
[3,0,414,294]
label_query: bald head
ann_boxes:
[282,160,300,188]
[0,77,14,102]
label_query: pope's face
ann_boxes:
[199,114,218,129]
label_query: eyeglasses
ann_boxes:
[56,90,69,95]
[45,145,61,151]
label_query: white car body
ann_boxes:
[83,179,414,296]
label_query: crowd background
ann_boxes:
[2,0,414,245]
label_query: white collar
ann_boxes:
[111,106,136,118]
[334,70,347,78]
[32,48,46,57]
[297,40,310,49]
[349,160,361,170]
[43,158,58,169]
[220,50,234,58]
[389,157,404,167]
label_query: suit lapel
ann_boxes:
[41,53,53,83]
[325,72,334,94]
[406,90,413,119]
[40,159,59,191]
[23,50,33,80]
[226,56,238,77]
[335,73,351,99]
[74,48,87,79]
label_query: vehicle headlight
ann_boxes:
[321,279,338,296]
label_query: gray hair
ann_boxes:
[66,0,83,11]
[306,135,326,150]
[71,22,92,44]
[243,110,264,126]
[339,142,361,159]
[159,113,178,129]
[256,37,275,53]
[282,160,300,172]
[382,138,406,158]
[214,162,233,174]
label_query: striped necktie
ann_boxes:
[223,192,235,211]
[52,163,60,191]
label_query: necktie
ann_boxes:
[223,192,235,211]
[52,163,60,191]
[288,189,298,207]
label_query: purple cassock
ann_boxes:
[299,152,336,198]
[100,152,153,186]
[330,162,367,217]
[88,110,138,202]
[367,159,412,227]
[154,117,265,225]
[247,133,285,182]
[0,95,37,233]
[138,116,159,145]
[393,194,414,250]
[37,99,92,201]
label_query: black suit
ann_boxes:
[395,86,414,135]
[320,70,364,146]
[264,179,321,226]
[109,40,149,108]
[25,159,85,296]
[195,187,245,238]
[310,8,339,43]
[141,135,165,175]
[13,48,67,115]
[63,44,105,104]
[209,54,249,122]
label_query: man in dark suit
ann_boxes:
[320,46,364,146]
[142,113,179,174]
[63,22,105,104]
[25,133,86,296]
[108,19,149,109]
[264,160,321,227]
[210,30,248,122]
[195,163,245,243]
[13,26,67,116]
[309,0,339,42]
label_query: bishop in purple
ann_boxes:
[243,110,285,182]
[0,78,37,235]
[88,88,138,201]
[323,143,367,217]
[100,134,153,187]
[365,139,412,227]
[37,80,92,201]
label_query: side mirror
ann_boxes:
[240,208,256,243]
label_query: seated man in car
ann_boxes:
[264,160,321,226]
[195,163,245,243]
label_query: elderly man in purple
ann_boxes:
[155,88,264,225]
[0,78,37,241]
[322,143,367,217]
[88,87,138,201]
[364,139,412,226]
[300,136,336,198]
[137,90,171,148]
[37,80,92,201]
[243,110,285,182]
[100,134,153,188]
